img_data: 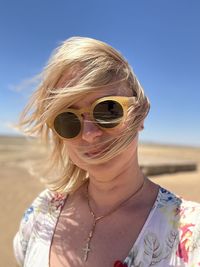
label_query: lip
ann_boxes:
[84,150,102,157]
[84,146,109,157]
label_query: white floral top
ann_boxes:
[13,187,200,267]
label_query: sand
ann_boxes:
[1,136,200,266]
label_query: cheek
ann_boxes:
[106,120,129,137]
[68,148,84,168]
[120,113,139,137]
[64,141,79,160]
[66,144,78,159]
[64,142,88,169]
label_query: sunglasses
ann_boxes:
[48,96,137,139]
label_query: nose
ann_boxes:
[81,114,103,143]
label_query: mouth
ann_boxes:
[84,150,102,157]
[83,146,109,158]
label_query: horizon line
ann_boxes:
[0,133,199,149]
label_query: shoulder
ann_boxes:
[156,187,200,226]
[158,187,200,264]
[13,189,67,266]
[158,187,200,217]
[24,189,66,216]
[19,189,67,226]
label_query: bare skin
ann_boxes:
[50,179,159,267]
[49,86,159,267]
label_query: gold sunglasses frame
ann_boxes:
[48,96,137,140]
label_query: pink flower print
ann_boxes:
[176,223,195,263]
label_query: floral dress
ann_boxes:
[13,187,200,267]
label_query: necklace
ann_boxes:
[82,177,146,261]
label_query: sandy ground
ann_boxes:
[1,136,200,267]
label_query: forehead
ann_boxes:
[71,85,132,109]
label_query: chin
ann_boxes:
[85,154,124,179]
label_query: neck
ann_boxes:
[86,158,145,215]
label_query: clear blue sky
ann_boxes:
[0,0,200,146]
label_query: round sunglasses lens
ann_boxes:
[93,100,124,128]
[54,112,81,138]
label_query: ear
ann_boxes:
[138,120,144,131]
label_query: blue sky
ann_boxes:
[0,0,199,146]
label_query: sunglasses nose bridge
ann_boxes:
[79,106,91,117]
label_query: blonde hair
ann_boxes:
[18,36,150,195]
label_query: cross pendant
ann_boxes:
[82,242,91,262]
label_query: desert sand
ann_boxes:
[1,136,200,266]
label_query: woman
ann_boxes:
[13,37,200,267]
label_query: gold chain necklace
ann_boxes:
[82,177,146,261]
